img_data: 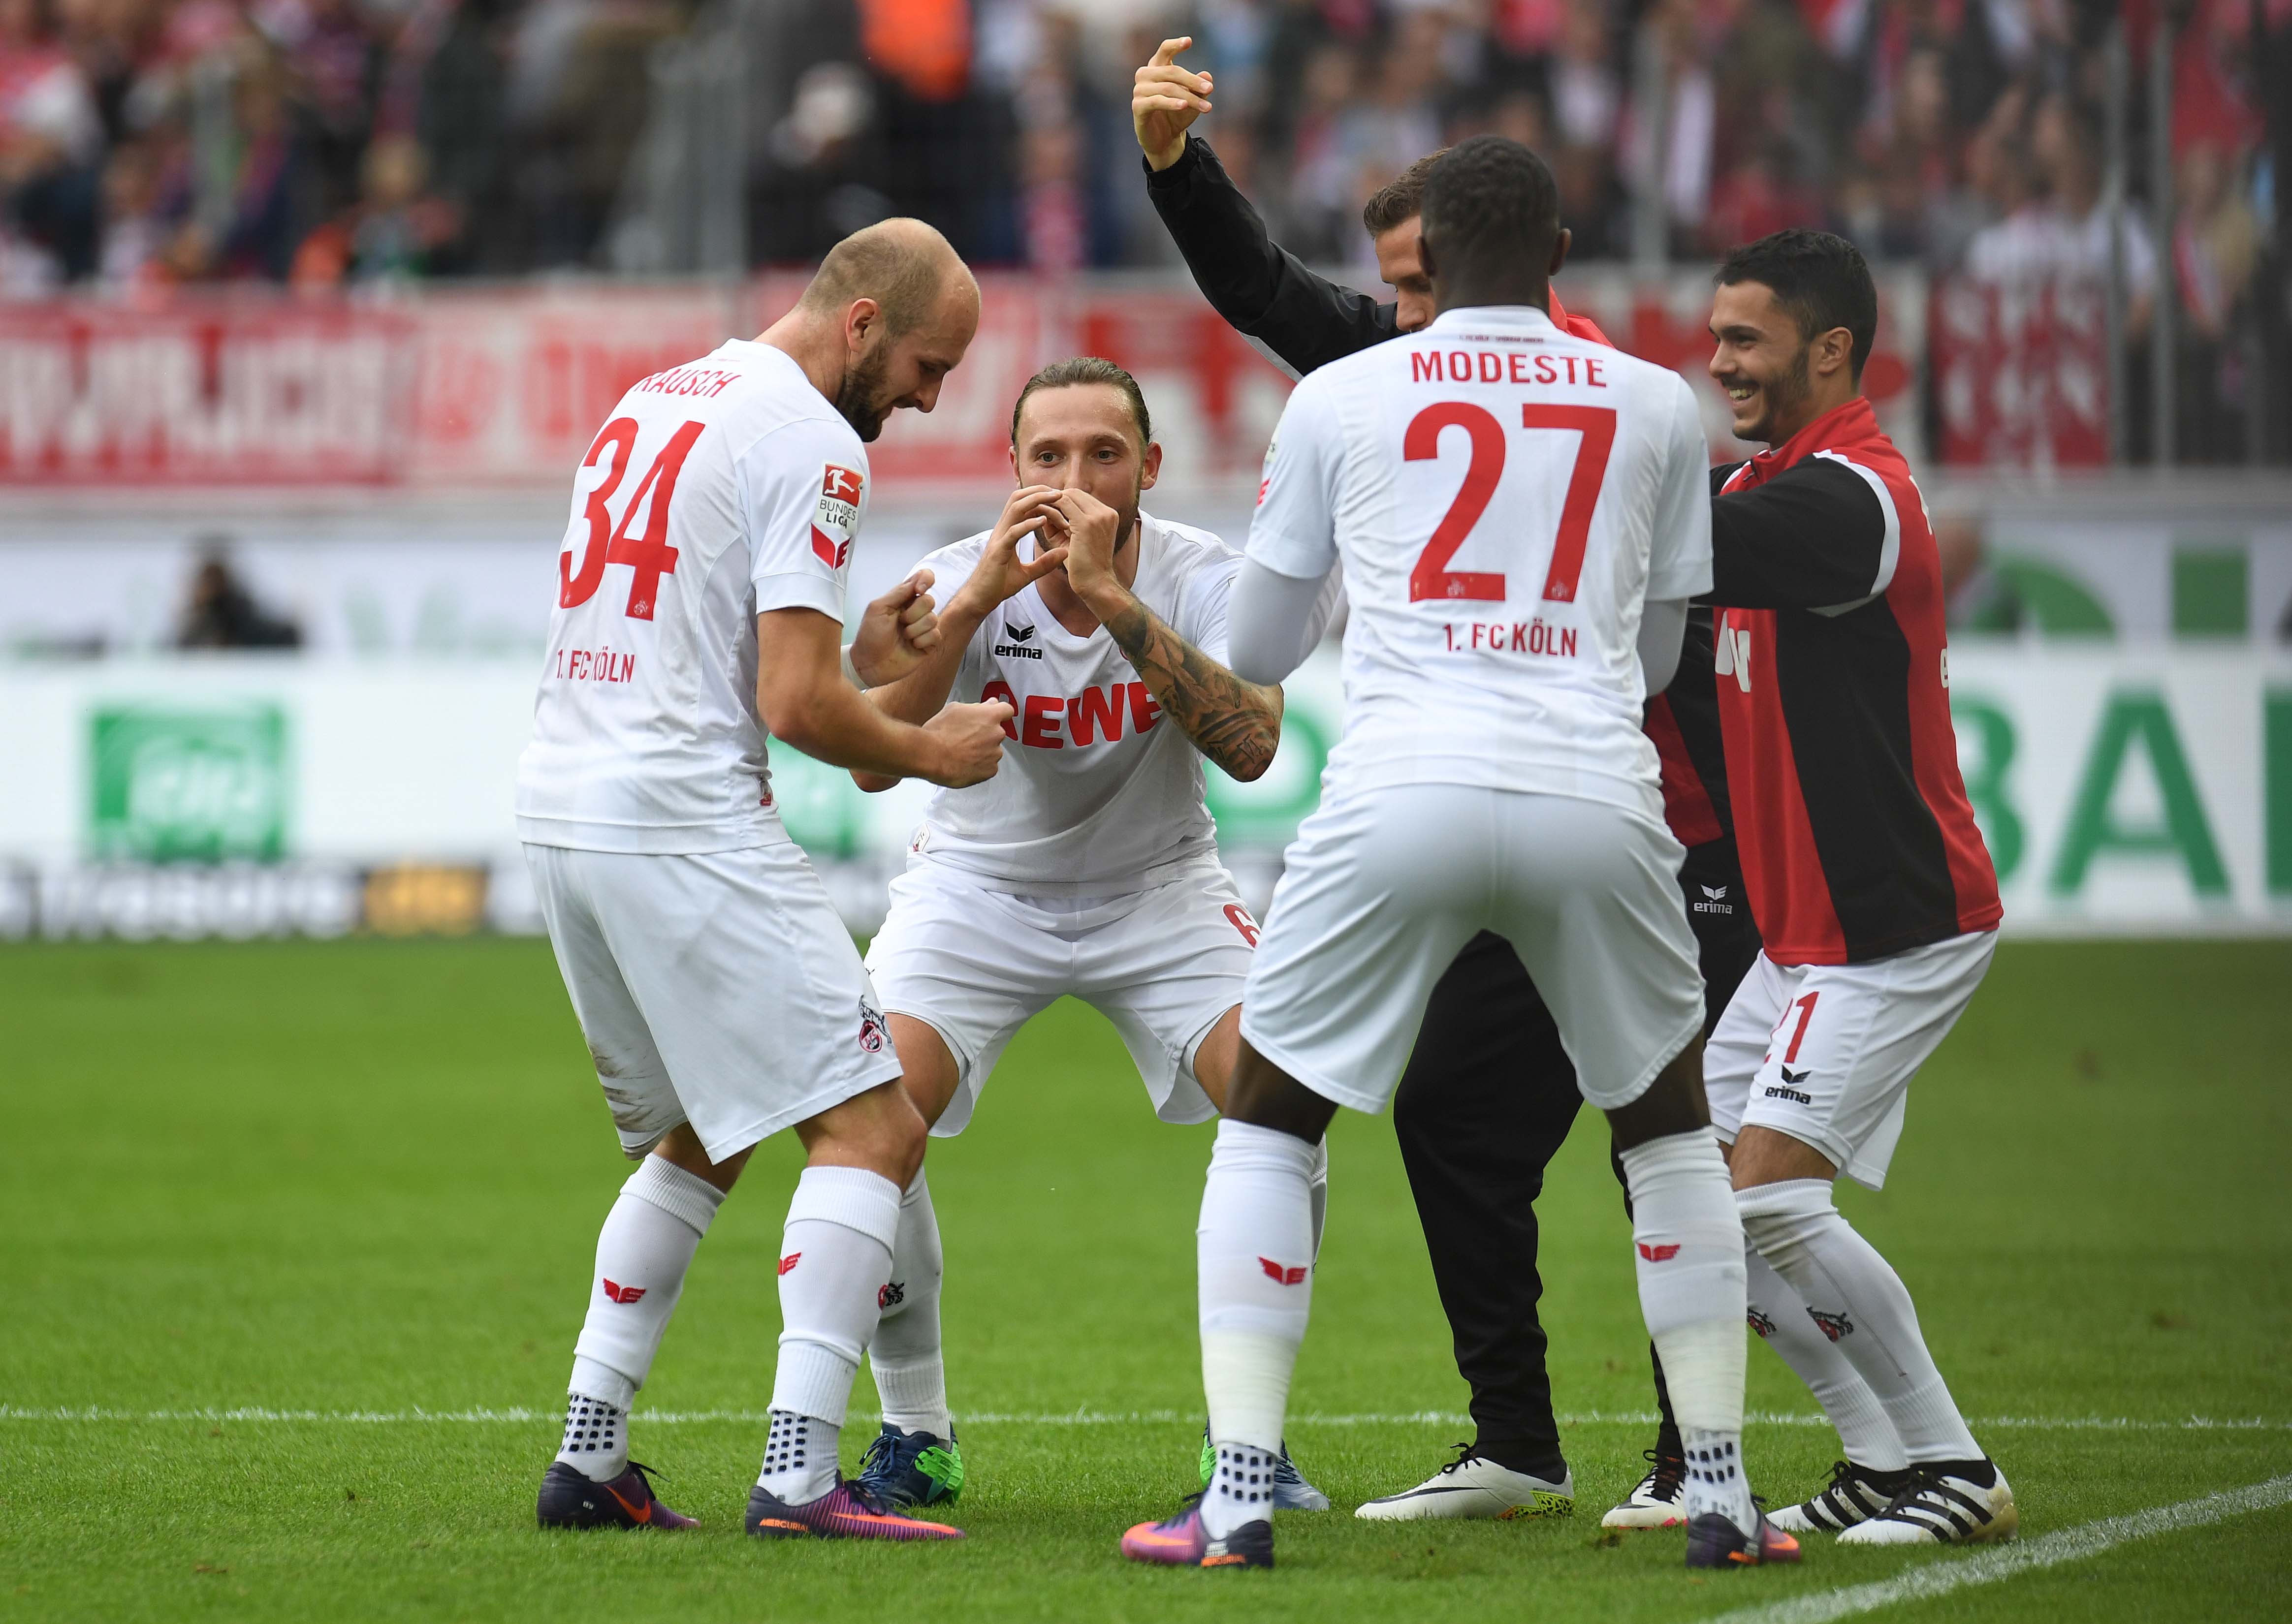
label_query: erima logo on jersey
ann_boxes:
[994,622,1043,659]
[1259,1258,1308,1286]
[812,465,862,568]
[1693,883,1733,914]
[602,1279,646,1304]
[1636,1243,1682,1262]
[777,1253,801,1277]
[1766,1065,1814,1105]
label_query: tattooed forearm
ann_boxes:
[1096,590,1283,781]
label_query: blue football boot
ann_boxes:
[855,1422,965,1510]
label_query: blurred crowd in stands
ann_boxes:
[0,0,2273,282]
[0,0,2281,451]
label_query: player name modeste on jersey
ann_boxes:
[1245,303,1712,820]
[514,340,868,856]
[904,513,1332,894]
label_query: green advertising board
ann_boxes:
[88,703,291,863]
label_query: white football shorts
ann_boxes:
[525,841,903,1162]
[1703,928,1995,1190]
[1240,784,1706,1114]
[864,857,1260,1136]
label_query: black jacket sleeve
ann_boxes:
[1707,457,1893,611]
[1143,137,1397,376]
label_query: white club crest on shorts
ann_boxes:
[857,995,888,1054]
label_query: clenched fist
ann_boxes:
[923,699,1014,787]
[850,569,940,687]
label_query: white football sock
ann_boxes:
[1307,1137,1330,1260]
[1682,1424,1758,1536]
[1738,1179,1983,1465]
[1620,1130,1756,1535]
[1745,1244,1909,1471]
[1197,1119,1318,1539]
[760,1164,903,1504]
[870,1169,952,1438]
[556,1156,725,1481]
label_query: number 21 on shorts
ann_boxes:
[561,419,707,619]
[1404,403,1615,604]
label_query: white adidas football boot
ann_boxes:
[1355,1444,1574,1522]
[1769,1459,1914,1535]
[1600,1450,1686,1530]
[1836,1462,2018,1545]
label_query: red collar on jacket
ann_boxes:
[1728,395,1882,490]
[1546,291,1612,349]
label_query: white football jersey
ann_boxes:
[515,340,868,853]
[909,511,1310,892]
[1247,303,1712,819]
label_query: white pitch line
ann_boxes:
[1709,1474,2292,1624]
[2,1405,2287,1432]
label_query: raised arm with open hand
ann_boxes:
[1053,488,1284,783]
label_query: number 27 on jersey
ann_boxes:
[1406,403,1614,607]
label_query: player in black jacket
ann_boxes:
[1134,39,1759,1527]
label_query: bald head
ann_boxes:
[799,217,976,337]
[767,217,981,442]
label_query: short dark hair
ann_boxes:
[1715,229,1878,382]
[1419,135,1560,276]
[1362,148,1448,236]
[1009,356,1152,451]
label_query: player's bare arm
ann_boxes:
[1053,487,1284,783]
[1133,37,1212,172]
[758,606,1011,788]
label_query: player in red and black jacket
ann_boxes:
[1134,38,1757,1527]
[1699,230,2016,1547]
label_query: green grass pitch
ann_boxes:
[3,937,2288,1622]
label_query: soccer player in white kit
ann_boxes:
[516,220,1016,1543]
[831,358,1337,1512]
[1118,138,1797,1573]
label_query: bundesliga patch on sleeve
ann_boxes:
[1256,430,1278,507]
[813,465,863,568]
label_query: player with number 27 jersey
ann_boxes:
[1235,298,1712,1114]
[1249,305,1711,823]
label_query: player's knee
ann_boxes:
[1225,1040,1336,1143]
[1604,1044,1711,1153]
[874,1106,928,1189]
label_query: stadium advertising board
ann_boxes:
[0,646,2283,941]
[0,272,1925,490]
